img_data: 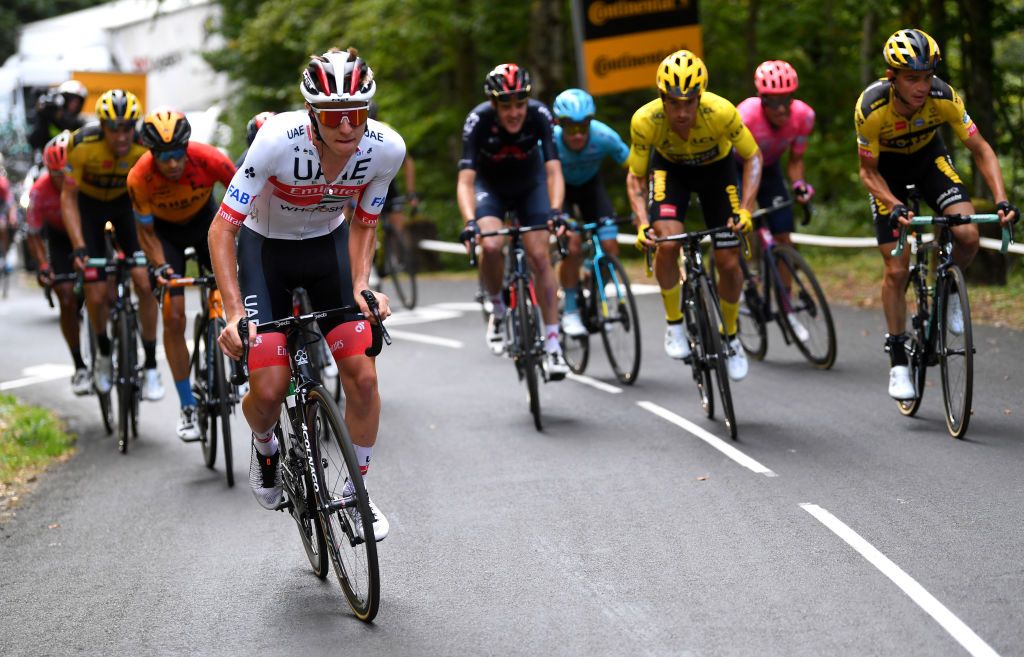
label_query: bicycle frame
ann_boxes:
[577,218,630,325]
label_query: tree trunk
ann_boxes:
[745,0,761,75]
[527,0,564,105]
[860,9,878,88]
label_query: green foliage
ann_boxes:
[0,395,75,483]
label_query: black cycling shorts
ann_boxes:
[382,179,403,214]
[474,168,550,227]
[870,137,971,245]
[648,152,742,249]
[79,192,144,279]
[155,199,215,297]
[755,163,795,235]
[44,227,75,277]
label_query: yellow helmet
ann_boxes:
[95,89,142,122]
[656,50,707,98]
[883,29,940,71]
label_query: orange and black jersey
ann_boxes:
[66,122,148,201]
[854,77,977,159]
[128,142,236,224]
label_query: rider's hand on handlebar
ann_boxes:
[36,263,54,288]
[71,247,88,273]
[996,200,1019,227]
[150,263,175,287]
[218,315,246,360]
[356,289,392,325]
[635,223,653,250]
[887,204,913,230]
[458,219,480,247]
[792,180,815,204]
[548,209,569,237]
[729,209,753,234]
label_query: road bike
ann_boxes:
[234,291,389,621]
[467,222,564,431]
[377,210,417,310]
[291,287,342,403]
[157,249,239,486]
[890,193,1014,438]
[647,225,744,439]
[730,200,836,368]
[559,217,642,384]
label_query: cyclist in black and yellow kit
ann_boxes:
[61,89,164,400]
[629,50,763,381]
[855,29,1018,400]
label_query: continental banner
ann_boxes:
[574,0,702,95]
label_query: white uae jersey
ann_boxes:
[216,110,406,239]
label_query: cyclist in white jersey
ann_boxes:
[211,48,404,541]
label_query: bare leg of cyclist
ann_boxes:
[163,293,200,439]
[242,366,289,435]
[945,201,980,269]
[774,232,795,291]
[524,230,560,329]
[714,245,748,380]
[559,232,585,335]
[132,267,164,400]
[879,247,911,336]
[55,282,83,364]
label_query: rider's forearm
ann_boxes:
[403,155,416,195]
[971,139,1009,203]
[740,150,763,212]
[60,185,85,249]
[859,162,902,212]
[786,152,806,186]
[456,169,477,222]
[26,234,47,266]
[545,159,565,210]
[626,172,648,225]
[136,222,166,268]
[348,220,376,293]
[208,219,243,320]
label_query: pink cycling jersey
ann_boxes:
[737,97,815,167]
[26,173,65,234]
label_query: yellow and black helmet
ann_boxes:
[140,108,191,151]
[656,50,707,99]
[95,89,142,122]
[883,29,940,71]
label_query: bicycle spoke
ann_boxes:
[939,267,973,438]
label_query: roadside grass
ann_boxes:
[0,394,76,517]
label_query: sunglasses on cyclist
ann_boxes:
[102,120,135,133]
[154,148,187,162]
[310,104,369,128]
[559,117,592,135]
[495,90,530,102]
[760,94,793,109]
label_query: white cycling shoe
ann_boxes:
[947,294,964,336]
[664,324,691,360]
[93,355,113,394]
[544,350,569,380]
[560,311,587,337]
[726,337,748,381]
[343,479,389,542]
[486,313,506,355]
[71,368,91,396]
[142,368,165,401]
[888,365,916,400]
[787,313,811,342]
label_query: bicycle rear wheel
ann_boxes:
[308,386,380,622]
[194,314,217,468]
[383,228,417,310]
[699,277,737,439]
[773,246,836,369]
[737,257,768,361]
[277,405,329,578]
[89,323,114,435]
[597,256,641,385]
[682,282,714,419]
[114,311,135,453]
[939,266,973,438]
[559,282,589,375]
[211,318,235,485]
[517,277,542,431]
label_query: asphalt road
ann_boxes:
[1,271,1022,657]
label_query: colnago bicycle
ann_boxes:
[890,189,1015,439]
[157,248,239,486]
[467,221,564,431]
[291,287,342,402]
[647,225,743,440]
[731,200,836,368]
[377,208,417,310]
[82,222,146,452]
[234,290,389,621]
[559,217,641,384]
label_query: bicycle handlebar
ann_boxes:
[643,225,750,274]
[751,199,813,226]
[890,214,1013,256]
[465,223,557,268]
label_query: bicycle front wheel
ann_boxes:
[898,270,928,417]
[308,386,380,622]
[597,256,641,385]
[517,278,542,431]
[773,246,836,369]
[682,282,714,419]
[939,266,973,438]
[699,277,737,439]
[559,282,589,375]
[737,257,768,361]
[194,314,217,468]
[384,228,417,310]
[114,311,135,453]
[89,323,114,435]
[277,405,329,578]
[212,318,234,485]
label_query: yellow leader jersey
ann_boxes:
[627,92,759,176]
[67,122,148,201]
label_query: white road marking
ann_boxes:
[1,364,75,391]
[434,302,487,313]
[566,372,622,394]
[386,329,463,349]
[800,503,1002,657]
[386,307,464,326]
[637,401,777,477]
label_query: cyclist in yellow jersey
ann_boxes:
[61,89,163,400]
[855,29,1018,400]
[628,50,763,381]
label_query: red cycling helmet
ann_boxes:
[484,63,532,101]
[43,130,72,171]
[754,60,799,95]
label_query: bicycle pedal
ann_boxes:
[274,498,293,512]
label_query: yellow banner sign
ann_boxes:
[70,71,149,117]
[582,25,703,96]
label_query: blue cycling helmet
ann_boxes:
[553,88,595,121]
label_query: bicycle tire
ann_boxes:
[898,269,928,417]
[128,313,140,440]
[517,277,542,431]
[212,318,234,485]
[115,311,133,453]
[384,228,417,310]
[939,266,973,438]
[90,323,114,435]
[597,255,641,385]
[737,256,768,361]
[772,246,836,369]
[699,277,738,439]
[277,405,329,578]
[307,385,380,621]
[559,280,589,375]
[195,314,217,468]
[683,282,714,419]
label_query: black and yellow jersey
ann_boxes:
[854,77,977,159]
[627,92,759,176]
[66,122,148,201]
